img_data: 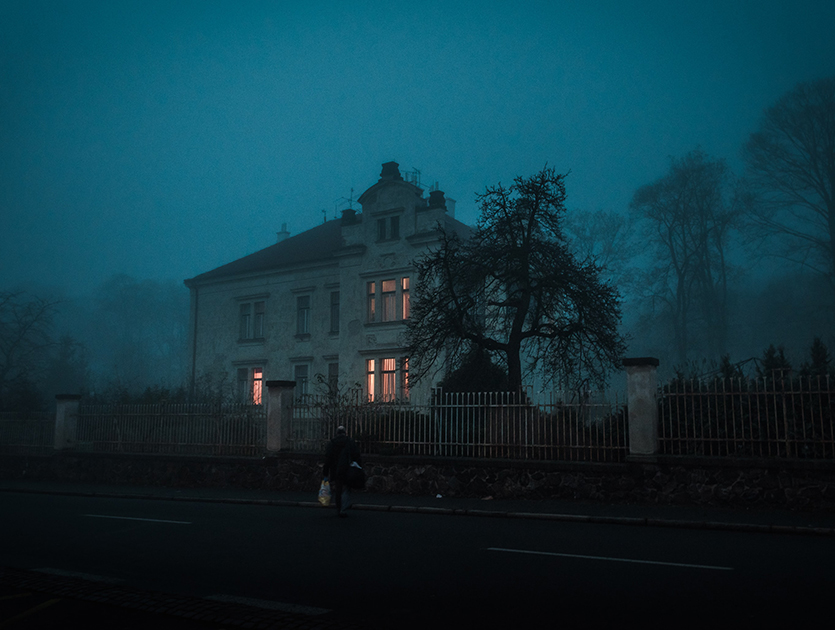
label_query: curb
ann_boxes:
[2,486,834,537]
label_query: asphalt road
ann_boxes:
[2,491,833,628]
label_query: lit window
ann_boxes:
[237,367,264,403]
[382,358,396,402]
[296,295,310,335]
[366,359,375,401]
[401,357,410,400]
[401,277,410,319]
[252,368,263,404]
[382,280,396,322]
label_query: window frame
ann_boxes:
[237,298,267,342]
[296,295,311,336]
[366,276,412,323]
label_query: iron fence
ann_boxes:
[289,388,627,462]
[75,403,266,456]
[658,374,835,459]
[0,411,55,455]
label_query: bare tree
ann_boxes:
[563,208,641,295]
[743,76,835,300]
[0,291,58,406]
[407,167,625,392]
[631,150,741,364]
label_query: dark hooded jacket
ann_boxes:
[323,433,361,482]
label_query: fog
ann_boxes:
[2,0,834,404]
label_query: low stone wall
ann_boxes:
[2,452,835,512]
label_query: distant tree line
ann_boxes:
[0,275,189,411]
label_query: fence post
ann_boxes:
[265,380,296,452]
[622,358,659,460]
[54,394,82,450]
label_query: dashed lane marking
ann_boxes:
[0,597,61,628]
[33,568,125,583]
[487,547,734,571]
[84,514,192,524]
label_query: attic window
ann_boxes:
[376,216,400,241]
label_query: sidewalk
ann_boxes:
[2,478,835,535]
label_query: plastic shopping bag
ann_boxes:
[318,480,331,506]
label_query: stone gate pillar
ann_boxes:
[622,358,659,460]
[54,394,82,450]
[265,380,296,453]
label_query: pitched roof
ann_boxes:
[185,219,344,285]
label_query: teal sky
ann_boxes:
[2,0,834,295]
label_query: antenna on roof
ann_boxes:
[334,187,356,218]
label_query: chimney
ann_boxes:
[380,161,403,181]
[446,198,456,218]
[427,189,446,209]
[277,223,290,243]
[341,208,358,224]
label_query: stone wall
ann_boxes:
[2,452,834,512]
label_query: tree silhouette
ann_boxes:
[407,167,625,392]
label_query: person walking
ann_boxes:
[322,425,361,517]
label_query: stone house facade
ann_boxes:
[184,161,470,404]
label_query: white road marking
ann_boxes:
[34,568,125,583]
[83,514,192,524]
[487,547,734,571]
[205,594,330,616]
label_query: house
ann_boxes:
[184,161,470,404]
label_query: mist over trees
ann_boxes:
[742,76,835,305]
[0,276,188,411]
[630,149,742,365]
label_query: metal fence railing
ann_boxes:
[75,403,266,456]
[0,412,55,455]
[289,388,627,462]
[658,374,834,459]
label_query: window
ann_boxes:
[382,280,396,322]
[237,367,264,404]
[294,364,309,397]
[381,358,396,402]
[366,357,408,402]
[252,368,263,404]
[327,362,339,394]
[366,359,376,401]
[254,302,265,338]
[376,215,401,241]
[239,300,265,340]
[330,291,340,333]
[239,304,251,339]
[401,357,410,401]
[296,295,310,335]
[401,277,410,320]
[367,276,411,323]
[367,282,376,323]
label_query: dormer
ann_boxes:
[350,161,449,246]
